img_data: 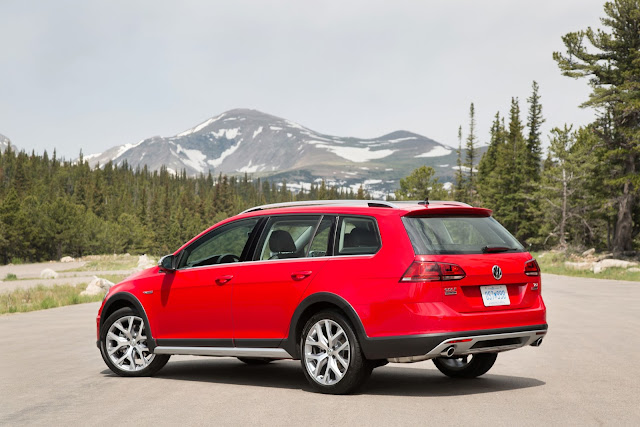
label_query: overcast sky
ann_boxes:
[0,0,606,158]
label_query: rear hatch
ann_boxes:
[402,214,540,313]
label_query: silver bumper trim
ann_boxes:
[388,329,547,363]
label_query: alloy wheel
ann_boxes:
[304,319,351,385]
[106,315,155,372]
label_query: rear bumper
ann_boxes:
[361,324,548,360]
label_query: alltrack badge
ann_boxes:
[492,265,503,280]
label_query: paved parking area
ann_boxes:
[0,273,638,425]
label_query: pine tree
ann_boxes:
[477,112,505,209]
[454,126,465,201]
[492,98,529,240]
[525,81,544,180]
[395,166,449,201]
[553,0,640,253]
[464,103,478,202]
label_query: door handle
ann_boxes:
[215,275,234,285]
[291,271,312,281]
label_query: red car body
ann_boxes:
[97,201,547,366]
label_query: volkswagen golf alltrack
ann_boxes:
[97,200,547,394]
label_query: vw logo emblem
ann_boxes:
[492,265,503,280]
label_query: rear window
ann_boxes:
[402,216,524,255]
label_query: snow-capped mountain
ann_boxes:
[0,133,12,151]
[86,109,465,197]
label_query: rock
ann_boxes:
[80,276,115,296]
[136,254,156,271]
[592,259,638,273]
[40,268,58,279]
[60,256,74,263]
[581,248,596,257]
[628,267,640,273]
[595,253,614,261]
[564,261,593,271]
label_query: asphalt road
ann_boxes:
[0,273,638,426]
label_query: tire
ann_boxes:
[99,307,170,377]
[300,310,370,394]
[237,357,272,365]
[433,353,497,378]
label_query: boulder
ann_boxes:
[136,254,156,271]
[564,261,593,271]
[627,267,640,273]
[581,248,596,257]
[40,268,58,279]
[80,276,115,296]
[60,256,74,263]
[592,259,638,273]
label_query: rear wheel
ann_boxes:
[433,353,497,378]
[99,307,170,377]
[237,357,272,365]
[300,310,370,394]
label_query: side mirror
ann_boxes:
[158,254,175,272]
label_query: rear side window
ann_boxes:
[255,216,322,260]
[403,216,524,255]
[336,216,381,255]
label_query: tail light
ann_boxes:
[401,260,466,282]
[524,259,540,276]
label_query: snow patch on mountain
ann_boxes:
[308,141,395,163]
[238,160,266,173]
[115,140,145,159]
[211,128,240,139]
[178,113,225,136]
[415,146,452,157]
[208,139,243,168]
[176,144,207,173]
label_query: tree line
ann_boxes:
[396,0,639,255]
[0,149,369,263]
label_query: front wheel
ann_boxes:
[433,353,497,378]
[99,307,170,377]
[300,310,370,394]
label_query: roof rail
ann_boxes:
[239,200,399,214]
[393,200,472,207]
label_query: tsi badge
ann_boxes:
[492,265,503,280]
[444,287,457,296]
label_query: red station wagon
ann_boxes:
[97,200,547,394]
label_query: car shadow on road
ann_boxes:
[104,358,545,397]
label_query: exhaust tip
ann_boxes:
[440,346,456,357]
[531,338,543,347]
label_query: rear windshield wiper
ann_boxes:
[482,245,515,253]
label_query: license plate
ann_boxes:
[480,285,511,307]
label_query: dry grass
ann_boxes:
[0,283,105,315]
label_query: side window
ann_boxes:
[336,216,381,255]
[256,216,321,260]
[308,217,334,257]
[178,218,259,269]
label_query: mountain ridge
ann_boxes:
[85,109,472,198]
